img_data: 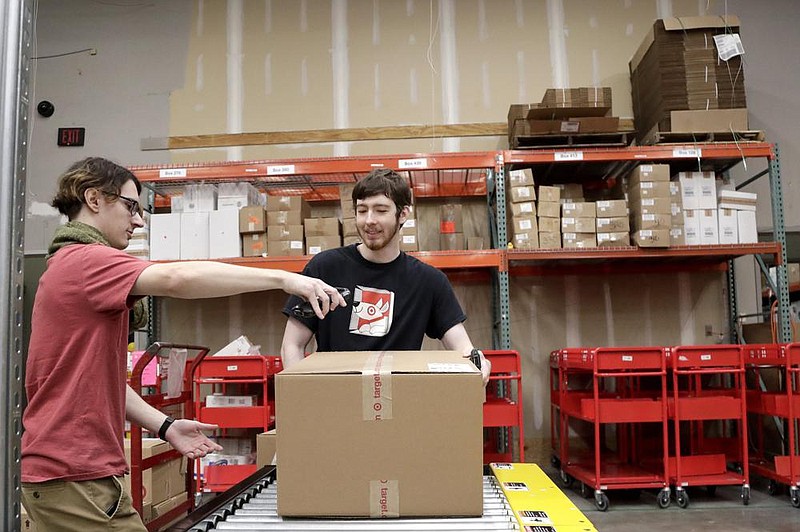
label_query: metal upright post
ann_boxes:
[0,1,33,530]
[493,153,511,350]
[769,144,791,343]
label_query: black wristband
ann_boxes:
[158,416,175,441]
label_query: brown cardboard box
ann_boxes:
[439,233,465,251]
[627,181,672,199]
[344,236,362,246]
[399,218,417,235]
[597,232,631,246]
[508,168,534,187]
[267,210,306,226]
[124,438,187,506]
[538,231,561,249]
[241,233,268,257]
[511,216,538,235]
[266,195,308,212]
[512,231,539,249]
[595,199,628,218]
[670,227,686,246]
[304,217,341,237]
[561,201,596,218]
[562,233,597,248]
[596,217,630,232]
[306,235,342,255]
[147,491,188,525]
[561,217,596,233]
[339,183,356,218]
[257,429,277,467]
[439,204,463,233]
[630,197,672,215]
[670,108,748,132]
[238,206,266,234]
[538,186,561,203]
[633,229,671,247]
[631,213,671,231]
[537,201,561,218]
[400,234,419,252]
[276,351,483,518]
[509,186,536,204]
[267,240,304,256]
[538,216,560,233]
[628,164,671,183]
[267,225,304,241]
[510,201,536,217]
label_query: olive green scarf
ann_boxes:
[47,221,149,330]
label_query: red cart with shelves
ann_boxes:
[482,349,524,463]
[668,344,750,508]
[192,354,276,493]
[128,342,211,531]
[745,342,800,506]
[557,346,671,511]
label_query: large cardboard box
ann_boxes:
[670,108,748,132]
[124,438,187,506]
[256,429,277,467]
[238,206,267,233]
[304,217,341,237]
[276,351,483,517]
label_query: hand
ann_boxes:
[282,272,347,319]
[164,419,223,459]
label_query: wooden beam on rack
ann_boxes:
[141,119,635,151]
[141,123,509,151]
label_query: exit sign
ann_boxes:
[57,127,85,147]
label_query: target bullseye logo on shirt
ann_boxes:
[350,286,394,337]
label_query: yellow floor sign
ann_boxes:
[490,463,598,532]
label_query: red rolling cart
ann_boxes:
[482,349,524,463]
[549,349,562,469]
[128,342,210,531]
[746,342,800,506]
[668,344,750,508]
[557,346,671,511]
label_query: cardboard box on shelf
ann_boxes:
[595,199,628,218]
[718,190,757,211]
[628,164,671,183]
[239,206,267,234]
[339,183,356,218]
[508,168,534,186]
[147,491,188,525]
[561,201,596,218]
[509,186,536,204]
[699,209,720,245]
[439,233,465,251]
[596,217,630,232]
[267,225,304,241]
[670,108,749,132]
[737,210,758,243]
[124,438,187,506]
[257,429,277,467]
[683,210,701,245]
[538,186,561,203]
[400,234,419,252]
[538,231,562,249]
[267,210,307,226]
[304,217,341,238]
[597,232,631,246]
[179,212,210,260]
[562,233,597,248]
[342,217,359,237]
[307,235,342,255]
[718,208,739,244]
[627,181,672,199]
[344,236,362,246]
[510,201,536,217]
[630,197,672,215]
[560,183,584,201]
[512,231,539,249]
[670,227,686,246]
[537,201,561,218]
[150,213,181,261]
[561,217,596,234]
[209,210,241,259]
[538,216,561,233]
[267,239,305,257]
[633,229,671,248]
[511,216,538,235]
[241,233,268,257]
[266,195,308,212]
[632,212,671,231]
[275,351,483,517]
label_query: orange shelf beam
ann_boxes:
[507,243,781,264]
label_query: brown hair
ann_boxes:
[51,157,141,219]
[352,168,412,216]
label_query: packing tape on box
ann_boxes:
[369,479,399,518]
[362,352,393,421]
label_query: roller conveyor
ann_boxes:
[166,464,596,532]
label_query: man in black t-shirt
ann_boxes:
[281,168,490,383]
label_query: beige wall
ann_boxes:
[27,0,800,449]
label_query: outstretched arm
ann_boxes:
[132,261,346,319]
[125,385,222,459]
[442,323,491,385]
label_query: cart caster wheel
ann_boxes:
[551,455,561,469]
[559,469,574,488]
[791,491,800,509]
[594,491,609,512]
[707,485,717,497]
[768,480,781,496]
[676,490,689,509]
[657,489,671,509]
[742,485,750,506]
[580,482,591,498]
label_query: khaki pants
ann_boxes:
[22,476,146,532]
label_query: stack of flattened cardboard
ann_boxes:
[507,87,618,147]
[630,16,748,143]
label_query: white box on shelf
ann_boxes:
[180,212,210,260]
[717,208,739,244]
[737,210,758,243]
[698,209,719,245]
[149,213,181,261]
[209,210,241,259]
[683,210,701,245]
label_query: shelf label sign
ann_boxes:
[398,158,428,169]
[226,365,238,371]
[622,355,633,362]
[267,164,296,175]
[554,151,583,161]
[159,168,187,179]
[672,148,702,158]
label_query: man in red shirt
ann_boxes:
[22,157,345,531]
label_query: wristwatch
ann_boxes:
[469,348,483,370]
[158,416,175,441]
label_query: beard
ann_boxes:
[356,218,402,251]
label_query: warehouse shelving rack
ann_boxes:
[668,344,750,508]
[481,349,525,463]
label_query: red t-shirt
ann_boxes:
[22,244,152,482]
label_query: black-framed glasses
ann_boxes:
[109,193,144,217]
